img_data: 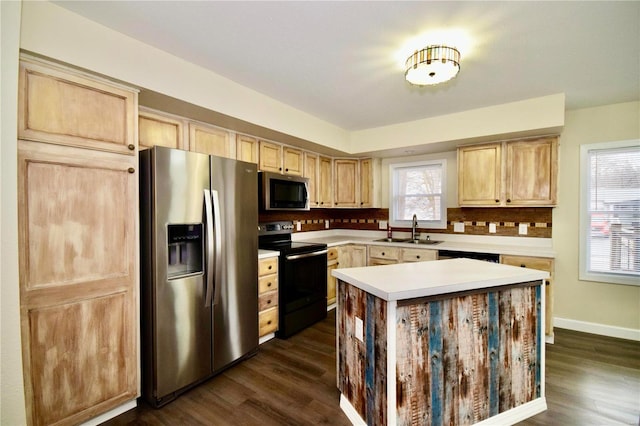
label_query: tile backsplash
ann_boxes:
[259,207,552,238]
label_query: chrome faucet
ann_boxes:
[411,214,418,241]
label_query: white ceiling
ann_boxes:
[54,1,639,132]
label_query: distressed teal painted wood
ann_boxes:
[429,301,443,426]
[488,291,500,416]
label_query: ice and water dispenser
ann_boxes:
[167,224,203,279]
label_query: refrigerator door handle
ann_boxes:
[203,189,214,307]
[211,189,223,306]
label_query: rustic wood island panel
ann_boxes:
[335,259,547,426]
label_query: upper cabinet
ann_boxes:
[334,159,358,207]
[138,108,186,150]
[259,140,282,173]
[458,137,558,207]
[18,58,137,155]
[283,146,303,175]
[359,158,373,208]
[303,151,319,207]
[189,122,233,158]
[236,134,258,164]
[319,156,333,207]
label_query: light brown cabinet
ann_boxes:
[334,159,358,207]
[501,254,554,337]
[138,108,186,150]
[319,156,333,207]
[236,134,259,164]
[18,58,137,156]
[327,248,339,306]
[258,257,279,337]
[367,245,400,266]
[189,122,233,158]
[259,140,282,173]
[304,152,319,207]
[338,244,368,268]
[458,138,558,207]
[359,158,373,208]
[17,57,139,426]
[283,146,303,176]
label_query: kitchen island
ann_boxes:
[332,258,549,426]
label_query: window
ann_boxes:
[389,159,447,229]
[580,139,640,286]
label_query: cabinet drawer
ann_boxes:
[501,255,553,273]
[401,248,437,263]
[369,258,397,266]
[258,274,278,294]
[368,245,400,260]
[259,308,278,336]
[258,290,278,312]
[327,247,339,261]
[258,257,278,276]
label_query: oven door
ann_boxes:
[281,249,328,314]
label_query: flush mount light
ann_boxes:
[405,45,460,86]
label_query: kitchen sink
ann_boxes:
[405,239,442,245]
[373,237,413,243]
[373,237,442,245]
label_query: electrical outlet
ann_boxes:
[296,221,301,231]
[379,220,388,230]
[519,223,528,235]
[489,223,497,233]
[355,317,364,342]
[454,222,465,233]
[325,220,330,229]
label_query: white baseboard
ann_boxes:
[339,394,367,426]
[554,317,640,341]
[81,399,137,426]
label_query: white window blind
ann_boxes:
[580,140,640,285]
[389,160,447,229]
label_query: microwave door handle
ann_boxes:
[203,189,214,308]
[211,189,223,307]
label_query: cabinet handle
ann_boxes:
[279,167,282,171]
[267,282,272,287]
[127,144,135,151]
[267,320,272,325]
[268,265,272,270]
[520,264,526,268]
[320,202,323,205]
[128,167,135,174]
[495,199,500,203]
[285,168,289,172]
[507,199,512,203]
[267,299,272,304]
[360,202,364,205]
[381,252,385,256]
[417,255,420,259]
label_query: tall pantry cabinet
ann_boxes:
[17,56,139,425]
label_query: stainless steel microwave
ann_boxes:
[258,171,310,211]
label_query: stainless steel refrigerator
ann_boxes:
[139,146,258,407]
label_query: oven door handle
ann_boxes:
[285,249,328,261]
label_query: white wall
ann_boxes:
[553,101,640,333]
[1,1,28,424]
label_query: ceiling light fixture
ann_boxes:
[405,45,460,86]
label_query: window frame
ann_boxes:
[388,159,447,229]
[579,139,640,286]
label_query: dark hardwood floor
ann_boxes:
[105,310,639,425]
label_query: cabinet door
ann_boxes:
[304,152,319,207]
[18,140,138,426]
[189,122,232,158]
[359,158,373,208]
[501,255,554,336]
[236,134,258,164]
[259,140,282,173]
[458,143,502,206]
[283,147,303,176]
[334,159,358,207]
[338,245,368,268]
[319,156,333,207]
[139,108,186,150]
[18,59,137,155]
[506,138,557,206]
[327,248,339,306]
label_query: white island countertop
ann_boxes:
[332,258,549,301]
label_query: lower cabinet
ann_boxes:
[368,245,400,266]
[401,247,438,263]
[501,254,555,338]
[327,248,339,306]
[258,257,279,337]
